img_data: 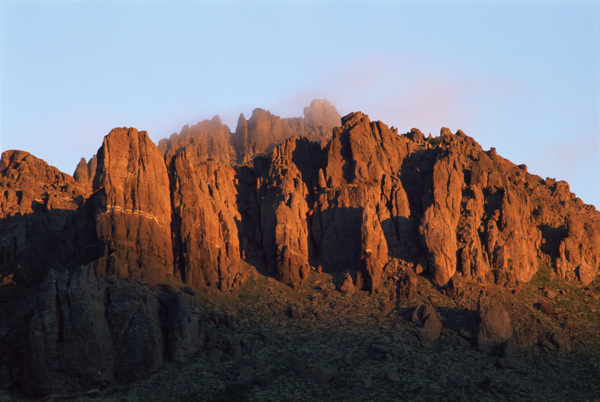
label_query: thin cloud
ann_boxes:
[273,55,402,119]
[370,77,472,134]
[273,52,526,137]
[542,134,599,175]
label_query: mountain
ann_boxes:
[1,100,599,399]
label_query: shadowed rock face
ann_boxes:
[3,267,166,396]
[1,100,599,396]
[0,151,99,287]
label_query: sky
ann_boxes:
[1,1,599,207]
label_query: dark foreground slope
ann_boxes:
[0,100,599,399]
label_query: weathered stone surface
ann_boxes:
[396,266,418,299]
[261,139,311,286]
[234,108,300,163]
[3,104,599,295]
[92,127,173,284]
[1,267,170,397]
[477,296,513,354]
[169,153,242,289]
[557,216,600,285]
[232,102,336,165]
[359,204,388,291]
[73,155,97,194]
[490,186,541,285]
[159,116,234,165]
[95,274,164,383]
[497,337,524,370]
[538,301,556,317]
[25,267,114,396]
[549,331,571,353]
[303,99,341,128]
[167,292,205,363]
[0,151,99,287]
[338,272,356,296]
[413,304,443,345]
[0,150,84,218]
[418,137,464,286]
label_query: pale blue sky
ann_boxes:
[1,1,599,207]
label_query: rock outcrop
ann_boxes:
[232,99,340,164]
[169,153,242,289]
[159,116,235,165]
[5,105,594,292]
[0,266,223,397]
[73,155,97,194]
[303,98,342,128]
[414,304,443,345]
[258,138,311,286]
[24,266,166,394]
[0,151,98,288]
[557,216,600,285]
[419,144,463,286]
[0,150,84,217]
[476,296,513,354]
[92,127,174,284]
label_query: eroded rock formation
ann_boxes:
[1,100,599,396]
[92,127,174,284]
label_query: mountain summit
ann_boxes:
[303,98,342,127]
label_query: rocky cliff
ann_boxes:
[1,100,599,397]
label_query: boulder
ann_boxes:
[476,296,513,354]
[414,304,443,345]
[338,272,356,296]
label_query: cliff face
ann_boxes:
[169,154,243,289]
[92,127,174,283]
[1,100,599,396]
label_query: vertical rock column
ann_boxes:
[493,187,541,284]
[419,142,464,286]
[92,128,174,283]
[359,204,389,291]
[169,152,242,289]
[557,216,600,284]
[260,138,311,286]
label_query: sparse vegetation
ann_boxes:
[70,268,600,401]
[427,136,445,147]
